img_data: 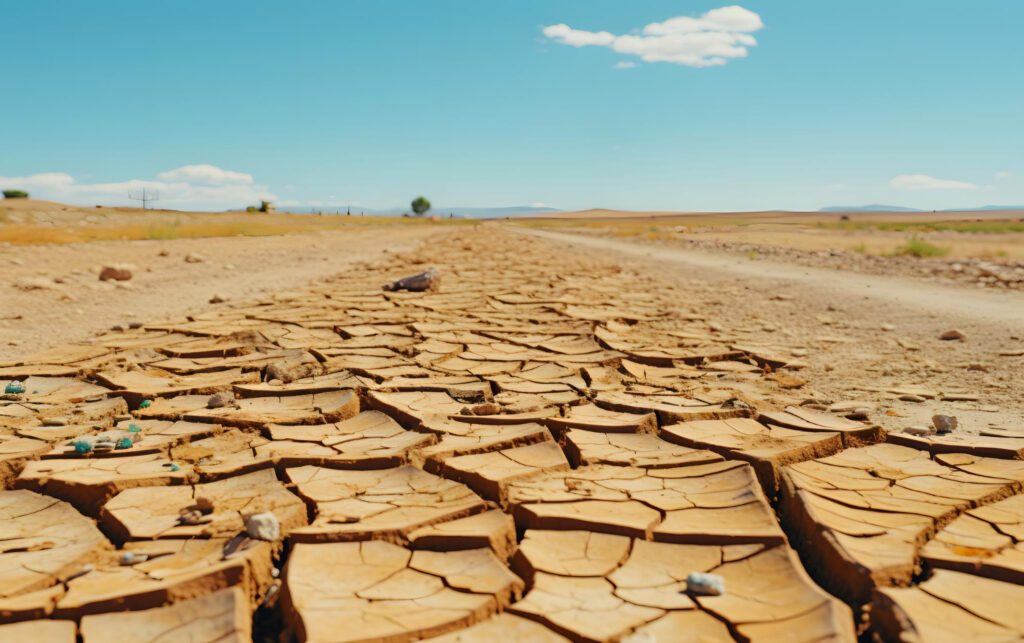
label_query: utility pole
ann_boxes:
[128,187,159,209]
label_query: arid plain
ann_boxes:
[1,199,1023,641]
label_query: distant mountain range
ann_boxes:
[820,204,1024,213]
[278,205,562,218]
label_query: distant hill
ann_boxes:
[278,205,562,218]
[969,205,1024,211]
[820,205,921,212]
[820,204,1024,213]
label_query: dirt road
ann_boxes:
[519,227,1024,432]
[1,227,440,360]
[520,228,1024,325]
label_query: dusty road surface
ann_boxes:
[520,227,1024,431]
[2,226,1023,642]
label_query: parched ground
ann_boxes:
[0,226,437,359]
[1,225,1023,641]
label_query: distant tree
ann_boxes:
[3,190,28,199]
[411,196,431,216]
[259,200,272,212]
[246,206,259,212]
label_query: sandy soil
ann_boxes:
[0,227,439,360]
[520,227,1024,433]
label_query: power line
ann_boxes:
[128,187,160,209]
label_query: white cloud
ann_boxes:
[889,174,978,190]
[156,164,254,185]
[642,6,763,35]
[530,202,549,208]
[542,5,763,68]
[995,171,1011,179]
[613,61,637,69]
[0,165,275,209]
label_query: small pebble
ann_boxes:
[686,572,725,596]
[899,394,926,403]
[245,512,281,541]
[120,552,149,566]
[940,329,966,341]
[4,382,26,395]
[932,414,958,434]
[194,496,215,514]
[207,392,234,409]
[904,425,936,436]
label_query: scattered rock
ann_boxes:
[194,496,215,514]
[772,374,806,389]
[904,425,936,436]
[686,571,725,596]
[932,414,958,434]
[880,323,895,331]
[119,552,149,566]
[157,249,169,257]
[4,381,26,395]
[178,508,209,526]
[899,394,926,403]
[941,393,979,402]
[382,269,440,292]
[207,391,234,409]
[41,417,68,426]
[98,265,132,281]
[209,294,226,304]
[244,512,280,541]
[469,402,501,415]
[940,329,966,341]
[13,276,58,291]
[265,354,322,383]
[184,252,206,263]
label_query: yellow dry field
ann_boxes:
[0,199,468,246]
[518,209,1024,260]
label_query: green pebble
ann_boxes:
[74,441,92,453]
[170,463,180,472]
[138,400,152,409]
[116,438,133,449]
[128,423,142,432]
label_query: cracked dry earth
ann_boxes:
[1,230,1023,642]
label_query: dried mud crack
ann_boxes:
[1,228,1022,641]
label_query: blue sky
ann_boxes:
[1,1,1021,212]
